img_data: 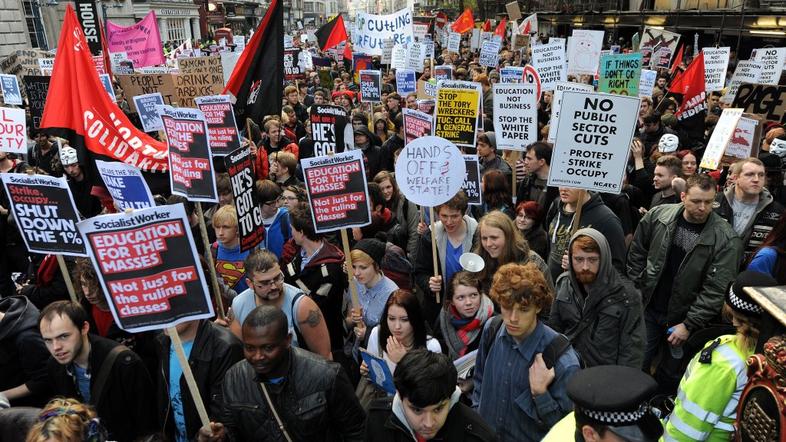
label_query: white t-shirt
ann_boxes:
[366,325,442,375]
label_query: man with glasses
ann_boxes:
[548,228,645,368]
[228,249,332,361]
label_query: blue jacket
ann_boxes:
[263,207,291,259]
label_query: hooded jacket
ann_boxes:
[354,126,384,179]
[714,185,784,265]
[549,228,645,368]
[0,296,51,407]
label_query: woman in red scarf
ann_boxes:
[436,271,494,361]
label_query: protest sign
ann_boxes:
[434,81,481,148]
[652,47,672,69]
[352,54,373,83]
[638,69,657,98]
[194,95,241,156]
[284,34,294,48]
[422,78,438,98]
[523,65,542,101]
[301,149,372,233]
[413,23,429,41]
[471,29,480,50]
[177,56,222,74]
[0,107,26,154]
[359,70,382,102]
[549,91,640,193]
[447,33,461,53]
[284,48,305,80]
[118,74,177,112]
[224,146,265,251]
[598,53,642,96]
[220,52,241,86]
[0,74,22,105]
[353,9,414,56]
[391,44,408,70]
[95,160,155,210]
[402,108,433,144]
[639,47,653,67]
[233,35,246,51]
[699,108,744,170]
[462,154,482,205]
[500,66,525,83]
[381,39,394,65]
[640,27,681,55]
[702,47,730,92]
[360,349,395,394]
[77,204,214,332]
[99,73,116,102]
[132,92,165,132]
[75,0,102,55]
[721,61,761,104]
[567,30,604,76]
[159,105,218,202]
[493,83,538,151]
[406,42,425,72]
[106,12,165,68]
[1,173,86,256]
[547,81,594,143]
[506,1,522,20]
[298,50,313,71]
[531,42,565,91]
[310,104,354,156]
[513,34,529,52]
[519,13,538,34]
[434,65,453,81]
[317,69,333,90]
[395,136,466,207]
[173,70,224,109]
[479,40,501,68]
[38,58,54,76]
[417,99,435,114]
[396,69,416,96]
[725,116,760,161]
[754,48,786,85]
[22,76,50,130]
[137,66,170,74]
[731,84,786,124]
[423,40,435,61]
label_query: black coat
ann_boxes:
[155,320,243,441]
[0,296,51,407]
[47,334,157,442]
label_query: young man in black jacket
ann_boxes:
[0,296,50,407]
[365,349,496,442]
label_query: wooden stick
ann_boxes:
[510,150,519,204]
[340,228,360,308]
[195,202,225,319]
[56,255,78,303]
[169,326,210,428]
[429,206,440,304]
[570,190,587,235]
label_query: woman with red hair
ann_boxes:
[515,201,549,260]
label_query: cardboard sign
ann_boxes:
[1,173,87,256]
[754,47,786,85]
[548,91,640,193]
[406,42,425,72]
[353,9,414,56]
[447,32,461,53]
[0,107,26,154]
[462,154,482,205]
[133,92,165,132]
[702,47,730,92]
[434,65,453,81]
[22,76,50,130]
[731,84,786,124]
[284,48,305,80]
[395,136,466,207]
[77,204,214,332]
[195,95,241,156]
[310,104,353,156]
[224,146,265,251]
[513,34,529,51]
[118,74,177,112]
[95,160,155,210]
[598,53,642,96]
[402,108,433,144]
[434,80,481,148]
[567,30,604,76]
[531,41,566,91]
[725,116,760,161]
[174,71,224,109]
[396,69,417,96]
[479,40,501,68]
[506,1,522,21]
[178,56,222,74]
[159,105,218,202]
[699,108,744,170]
[301,149,372,233]
[0,74,22,105]
[391,44,408,70]
[500,66,525,83]
[360,70,382,103]
[638,69,657,98]
[721,61,761,104]
[493,83,538,151]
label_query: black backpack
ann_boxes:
[480,316,574,370]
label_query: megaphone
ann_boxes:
[459,253,485,273]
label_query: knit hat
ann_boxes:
[726,270,777,318]
[480,131,497,150]
[353,238,386,266]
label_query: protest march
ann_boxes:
[4,1,786,441]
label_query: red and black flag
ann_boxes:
[315,14,348,51]
[224,0,283,125]
[669,51,707,147]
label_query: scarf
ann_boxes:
[438,295,494,360]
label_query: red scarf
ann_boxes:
[450,305,484,357]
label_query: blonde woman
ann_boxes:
[346,239,399,344]
[26,398,107,442]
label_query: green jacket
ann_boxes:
[626,203,741,331]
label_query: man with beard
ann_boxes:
[198,306,365,441]
[27,130,59,177]
[60,146,102,218]
[549,228,645,368]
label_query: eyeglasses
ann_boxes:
[252,272,284,289]
[572,256,600,265]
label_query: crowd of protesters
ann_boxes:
[2,16,786,442]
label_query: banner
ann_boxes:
[310,104,353,156]
[721,61,761,104]
[462,154,482,205]
[434,65,453,81]
[395,136,466,207]
[1,173,86,256]
[754,47,786,85]
[195,95,241,156]
[23,76,49,130]
[77,204,214,332]
[95,160,155,210]
[638,69,657,98]
[106,11,165,68]
[567,30,603,76]
[284,48,305,80]
[301,149,372,233]
[396,69,416,96]
[699,108,744,170]
[598,53,642,96]
[159,105,218,202]
[548,91,640,193]
[132,92,165,132]
[74,0,102,55]
[479,40,500,68]
[0,107,25,154]
[531,42,565,91]
[0,74,22,105]
[359,70,382,102]
[731,84,786,124]
[224,146,265,251]
[702,47,730,92]
[493,83,538,150]
[434,80,481,148]
[353,9,414,56]
[402,108,432,144]
[547,81,594,142]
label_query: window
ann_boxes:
[167,18,187,43]
[22,1,47,49]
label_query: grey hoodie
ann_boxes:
[391,387,462,441]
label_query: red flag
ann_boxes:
[494,18,507,38]
[41,5,168,172]
[315,14,348,51]
[670,44,684,75]
[451,9,474,34]
[482,20,491,32]
[435,12,448,29]
[670,52,707,143]
[343,42,352,61]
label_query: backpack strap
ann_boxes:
[541,334,572,370]
[91,345,129,405]
[481,316,504,362]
